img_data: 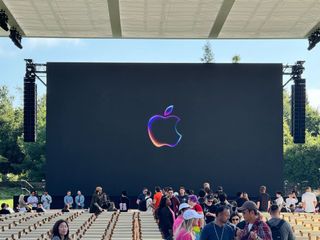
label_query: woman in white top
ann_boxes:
[285,192,298,209]
[146,191,154,212]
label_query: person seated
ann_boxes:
[36,203,46,212]
[62,204,70,213]
[0,203,10,214]
[89,186,103,214]
[294,202,305,213]
[119,191,130,212]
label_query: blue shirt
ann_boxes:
[200,222,234,240]
[64,195,74,206]
[75,195,85,207]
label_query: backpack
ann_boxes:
[267,219,285,240]
[138,197,150,211]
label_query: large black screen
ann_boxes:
[47,63,283,197]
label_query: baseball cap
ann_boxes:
[206,194,214,200]
[179,203,190,211]
[238,201,258,212]
[183,209,204,220]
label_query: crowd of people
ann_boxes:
[1,183,320,240]
[132,183,319,240]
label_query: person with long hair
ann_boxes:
[51,219,70,240]
[173,203,191,233]
[174,209,203,240]
[158,196,175,240]
[18,194,29,212]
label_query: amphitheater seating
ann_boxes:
[262,212,320,240]
[1,211,319,240]
[0,210,162,240]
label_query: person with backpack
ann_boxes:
[138,190,152,212]
[267,204,295,240]
[137,187,148,211]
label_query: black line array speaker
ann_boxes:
[291,78,306,143]
[24,80,37,142]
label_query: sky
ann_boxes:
[0,37,319,110]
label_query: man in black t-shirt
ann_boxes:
[257,185,271,212]
[177,186,189,204]
[203,195,216,223]
[0,203,10,214]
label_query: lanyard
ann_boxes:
[213,222,225,240]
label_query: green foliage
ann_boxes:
[284,133,320,188]
[201,41,214,63]
[17,95,46,181]
[306,105,320,136]
[0,86,24,175]
[283,90,320,188]
[0,85,46,181]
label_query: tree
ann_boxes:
[306,105,320,136]
[17,95,46,180]
[200,41,214,63]
[232,55,241,63]
[284,133,320,188]
[283,89,320,188]
[0,86,24,175]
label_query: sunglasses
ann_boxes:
[231,218,240,221]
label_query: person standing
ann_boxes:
[75,190,85,209]
[41,191,52,210]
[173,203,191,233]
[200,205,234,240]
[137,187,148,211]
[153,186,163,209]
[301,186,317,213]
[175,209,204,240]
[146,191,153,212]
[236,201,272,240]
[256,186,271,212]
[64,191,73,208]
[27,191,39,210]
[168,187,180,216]
[203,194,216,224]
[267,204,295,240]
[158,197,175,240]
[177,186,189,204]
[18,194,28,212]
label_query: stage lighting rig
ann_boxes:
[308,28,320,51]
[9,27,22,49]
[283,61,305,87]
[0,9,9,31]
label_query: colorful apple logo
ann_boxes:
[147,105,182,147]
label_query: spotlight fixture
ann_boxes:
[308,28,320,51]
[291,61,305,79]
[0,9,9,31]
[9,27,22,49]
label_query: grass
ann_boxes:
[1,199,13,208]
[0,187,22,208]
